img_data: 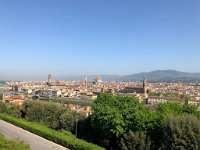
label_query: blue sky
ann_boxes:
[0,0,200,80]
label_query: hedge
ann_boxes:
[0,113,104,150]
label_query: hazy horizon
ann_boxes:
[0,0,200,80]
[2,69,200,81]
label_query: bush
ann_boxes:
[0,101,8,113]
[21,100,87,130]
[0,94,3,100]
[0,102,22,117]
[162,115,200,150]
[0,113,104,150]
[22,101,63,129]
[119,131,151,150]
[60,111,75,131]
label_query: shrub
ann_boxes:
[0,113,104,150]
[119,131,151,150]
[0,101,8,113]
[162,115,200,150]
[21,100,86,130]
[0,94,3,100]
[60,111,75,131]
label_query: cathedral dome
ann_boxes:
[93,75,103,85]
[95,75,102,82]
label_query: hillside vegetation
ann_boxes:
[1,94,200,149]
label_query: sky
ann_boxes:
[0,0,200,80]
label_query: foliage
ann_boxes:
[1,94,200,150]
[0,113,105,150]
[91,93,157,148]
[60,111,75,131]
[151,103,200,148]
[60,110,85,132]
[149,92,161,96]
[0,101,8,113]
[7,104,22,118]
[21,100,86,130]
[156,103,200,126]
[149,92,181,97]
[0,101,21,118]
[0,133,30,150]
[182,104,200,117]
[119,131,151,150]
[156,103,183,127]
[90,93,200,149]
[162,115,200,150]
[0,100,87,131]
[0,94,3,100]
[77,116,109,148]
[149,92,192,105]
[21,100,62,129]
[41,98,92,106]
[181,94,191,105]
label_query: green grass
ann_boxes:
[0,113,104,150]
[0,133,30,150]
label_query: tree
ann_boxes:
[60,111,75,131]
[153,103,200,148]
[162,115,200,150]
[91,93,156,148]
[0,94,3,100]
[77,116,101,144]
[181,94,191,105]
[119,131,151,150]
[21,100,87,130]
[21,101,64,129]
[21,100,45,122]
[156,103,200,126]
[0,101,8,113]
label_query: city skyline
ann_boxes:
[0,0,200,80]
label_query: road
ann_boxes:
[0,120,69,150]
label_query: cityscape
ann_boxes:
[1,72,200,114]
[0,1,200,150]
[1,71,200,149]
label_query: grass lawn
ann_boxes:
[0,133,30,150]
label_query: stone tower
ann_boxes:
[48,74,52,85]
[143,77,147,94]
[84,75,88,87]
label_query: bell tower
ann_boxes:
[84,75,88,87]
[48,74,52,85]
[143,76,147,94]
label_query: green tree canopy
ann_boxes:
[156,103,200,126]
[0,94,3,100]
[91,93,157,148]
[119,131,151,150]
[162,115,200,150]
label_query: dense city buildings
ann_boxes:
[1,74,200,111]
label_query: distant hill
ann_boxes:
[56,75,122,81]
[56,70,200,82]
[121,70,200,82]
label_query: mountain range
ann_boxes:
[121,70,200,82]
[58,70,200,82]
